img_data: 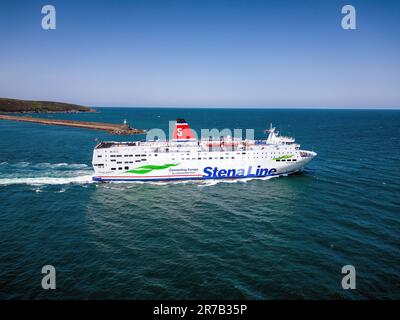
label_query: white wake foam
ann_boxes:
[0,161,93,186]
[0,175,94,186]
[0,161,89,170]
[31,162,89,170]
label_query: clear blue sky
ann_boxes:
[0,0,399,108]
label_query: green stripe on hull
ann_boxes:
[126,163,179,174]
[272,154,294,161]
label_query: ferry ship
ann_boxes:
[92,119,316,182]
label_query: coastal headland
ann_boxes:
[0,97,96,113]
[0,98,145,135]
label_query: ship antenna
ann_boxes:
[264,123,273,133]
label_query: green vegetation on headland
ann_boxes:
[0,97,95,113]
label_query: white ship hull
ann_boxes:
[92,158,312,182]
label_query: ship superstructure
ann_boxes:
[92,119,316,182]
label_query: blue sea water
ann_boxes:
[0,108,399,299]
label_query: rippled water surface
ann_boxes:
[0,108,399,299]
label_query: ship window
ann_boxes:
[135,155,140,157]
[111,168,116,170]
[129,155,133,157]
[118,167,122,170]
[141,154,146,156]
[220,157,224,159]
[97,155,102,158]
[111,159,116,162]
[124,166,129,170]
[209,157,212,159]
[276,160,281,162]
[117,162,122,164]
[231,157,235,159]
[293,159,297,161]
[110,155,116,158]
[117,155,122,157]
[135,160,141,162]
[198,157,201,160]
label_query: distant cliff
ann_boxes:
[0,98,95,113]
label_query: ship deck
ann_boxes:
[95,140,298,153]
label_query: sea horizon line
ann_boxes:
[91,105,400,110]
